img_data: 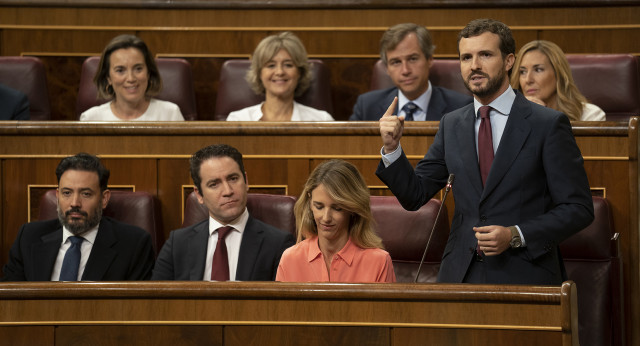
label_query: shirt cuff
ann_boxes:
[514,225,527,247]
[381,143,402,167]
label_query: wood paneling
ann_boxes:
[0,281,579,346]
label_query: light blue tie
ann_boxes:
[402,102,419,121]
[59,236,83,281]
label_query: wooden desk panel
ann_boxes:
[0,282,578,346]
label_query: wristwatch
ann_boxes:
[509,226,522,248]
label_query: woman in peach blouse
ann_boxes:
[276,159,396,283]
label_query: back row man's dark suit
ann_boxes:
[350,86,472,121]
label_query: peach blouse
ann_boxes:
[276,236,396,283]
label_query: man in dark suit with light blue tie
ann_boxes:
[152,144,295,281]
[350,23,471,122]
[1,153,155,281]
[376,19,594,285]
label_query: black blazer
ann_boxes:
[1,217,155,281]
[0,83,29,120]
[151,216,295,281]
[349,86,471,121]
[377,91,594,284]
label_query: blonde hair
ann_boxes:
[246,31,312,97]
[511,40,587,121]
[294,159,384,249]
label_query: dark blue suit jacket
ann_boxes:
[0,83,29,120]
[349,86,472,121]
[1,217,155,281]
[151,216,295,281]
[376,91,594,284]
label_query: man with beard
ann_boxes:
[1,153,154,281]
[375,19,593,285]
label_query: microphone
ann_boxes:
[414,173,455,283]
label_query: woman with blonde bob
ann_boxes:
[276,159,396,282]
[227,32,333,121]
[511,40,605,121]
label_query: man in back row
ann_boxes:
[1,153,155,281]
[350,23,471,121]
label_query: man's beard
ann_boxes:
[464,67,507,99]
[57,204,102,236]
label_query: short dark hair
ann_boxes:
[457,18,516,58]
[94,34,162,99]
[190,144,246,193]
[55,153,110,192]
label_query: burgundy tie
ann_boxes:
[478,106,494,187]
[211,226,233,281]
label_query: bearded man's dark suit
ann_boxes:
[376,91,594,284]
[1,217,155,281]
[151,216,295,281]
[349,86,472,121]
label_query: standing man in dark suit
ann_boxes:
[350,23,471,121]
[376,19,594,285]
[1,153,155,281]
[152,144,295,281]
[0,83,30,120]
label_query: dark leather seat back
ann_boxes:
[76,56,198,120]
[560,196,623,346]
[214,59,333,120]
[566,54,639,122]
[0,56,51,120]
[39,190,165,255]
[370,59,471,96]
[370,196,450,283]
[182,191,297,236]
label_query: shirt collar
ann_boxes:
[306,236,356,266]
[473,86,515,118]
[398,81,432,114]
[208,208,249,236]
[62,223,99,245]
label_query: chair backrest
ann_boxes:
[0,56,51,120]
[370,59,471,96]
[76,56,198,120]
[38,190,165,255]
[370,196,450,283]
[566,54,640,122]
[214,59,333,120]
[560,196,623,346]
[182,191,297,236]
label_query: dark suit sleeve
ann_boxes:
[151,231,176,280]
[349,94,367,121]
[126,231,155,280]
[518,113,594,258]
[14,93,30,120]
[271,232,295,280]
[0,224,28,281]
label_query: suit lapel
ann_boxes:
[481,93,532,201]
[236,217,264,281]
[188,221,210,280]
[454,105,484,197]
[83,219,117,280]
[426,87,446,120]
[32,228,63,280]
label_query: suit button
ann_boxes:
[480,215,487,222]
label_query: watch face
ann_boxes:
[510,238,522,248]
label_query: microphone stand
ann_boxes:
[414,174,455,283]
